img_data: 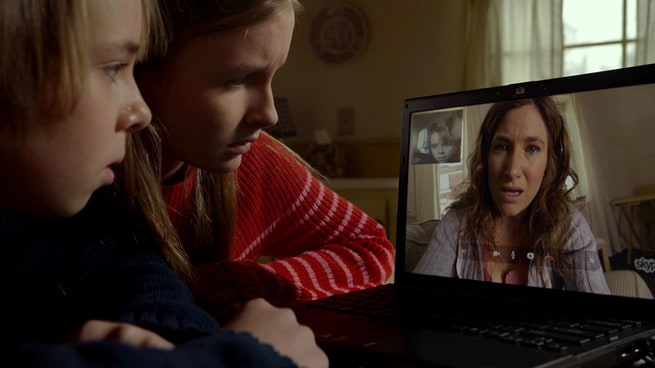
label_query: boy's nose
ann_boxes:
[124,102,152,132]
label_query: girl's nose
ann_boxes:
[245,86,278,129]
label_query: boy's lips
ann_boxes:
[104,166,116,184]
[103,159,123,184]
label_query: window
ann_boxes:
[473,0,652,87]
[563,0,637,76]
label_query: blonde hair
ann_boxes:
[1,1,83,133]
[130,0,303,277]
[0,0,165,136]
[0,0,187,272]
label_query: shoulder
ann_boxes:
[430,209,462,240]
[238,133,311,187]
[248,133,301,166]
[441,209,463,229]
[565,206,595,250]
[568,207,592,233]
[240,134,304,171]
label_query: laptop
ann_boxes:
[293,64,655,368]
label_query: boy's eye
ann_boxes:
[105,63,127,80]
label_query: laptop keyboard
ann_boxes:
[307,285,646,353]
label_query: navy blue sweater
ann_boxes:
[1,194,297,367]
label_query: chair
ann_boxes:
[604,270,654,299]
[405,219,439,272]
[596,238,611,272]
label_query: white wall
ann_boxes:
[274,0,467,140]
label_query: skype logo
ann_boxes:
[634,257,655,273]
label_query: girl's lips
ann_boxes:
[227,141,253,155]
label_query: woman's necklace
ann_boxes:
[489,222,532,261]
[485,223,530,284]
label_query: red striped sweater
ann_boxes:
[163,133,395,314]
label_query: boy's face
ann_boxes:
[0,0,151,217]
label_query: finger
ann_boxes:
[74,320,174,350]
[106,325,175,350]
[74,320,114,342]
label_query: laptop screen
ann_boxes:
[397,64,655,301]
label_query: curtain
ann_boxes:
[464,0,502,89]
[568,96,619,253]
[637,0,655,65]
[466,0,655,86]
[464,0,563,89]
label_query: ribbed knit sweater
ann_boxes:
[163,133,395,313]
[2,194,297,367]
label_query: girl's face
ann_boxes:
[487,104,549,219]
[139,9,296,180]
[0,0,151,217]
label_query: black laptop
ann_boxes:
[294,64,655,368]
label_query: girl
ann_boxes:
[135,0,395,319]
[1,1,325,367]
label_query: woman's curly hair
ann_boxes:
[450,96,578,278]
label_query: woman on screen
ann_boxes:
[414,97,610,294]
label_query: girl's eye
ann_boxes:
[226,74,258,87]
[227,78,246,86]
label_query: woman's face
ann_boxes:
[487,104,549,219]
[429,130,452,163]
[138,9,295,179]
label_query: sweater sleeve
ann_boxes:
[93,251,223,343]
[2,217,297,367]
[193,133,395,310]
[79,251,298,367]
[10,331,297,368]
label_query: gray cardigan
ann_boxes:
[414,208,611,294]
